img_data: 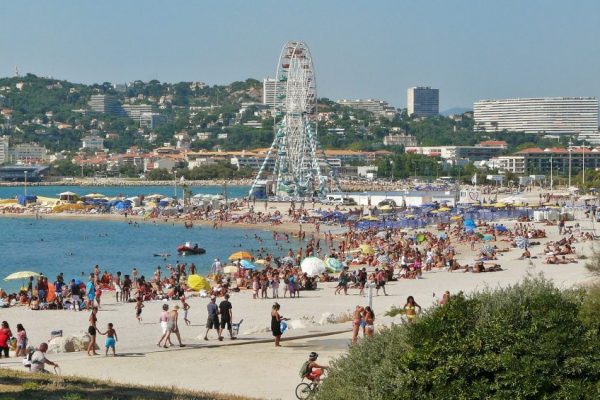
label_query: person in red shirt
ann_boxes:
[0,320,13,358]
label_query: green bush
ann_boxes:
[317,278,600,400]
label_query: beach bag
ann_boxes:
[299,361,310,378]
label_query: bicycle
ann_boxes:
[295,371,326,400]
[295,378,319,400]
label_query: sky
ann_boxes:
[0,0,599,111]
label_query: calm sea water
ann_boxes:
[0,185,249,199]
[0,216,282,293]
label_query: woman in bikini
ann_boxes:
[351,305,365,344]
[403,296,421,324]
[87,307,99,356]
[363,306,375,338]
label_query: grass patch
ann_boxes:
[0,368,255,400]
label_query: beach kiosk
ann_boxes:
[58,191,77,203]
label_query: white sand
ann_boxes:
[0,198,597,400]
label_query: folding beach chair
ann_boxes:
[231,319,244,337]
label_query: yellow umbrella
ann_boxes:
[4,271,41,281]
[359,244,375,255]
[187,274,211,291]
[379,205,392,211]
[361,216,379,221]
[438,207,451,212]
[223,265,238,275]
[492,203,506,208]
[228,251,253,261]
[451,215,462,221]
[254,259,267,265]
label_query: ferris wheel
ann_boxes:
[250,41,338,199]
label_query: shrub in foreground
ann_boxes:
[317,278,600,400]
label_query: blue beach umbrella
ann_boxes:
[240,259,257,270]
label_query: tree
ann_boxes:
[317,278,600,400]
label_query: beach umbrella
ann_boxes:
[451,215,462,221]
[438,207,451,212]
[515,236,529,249]
[376,253,390,265]
[301,257,326,276]
[187,274,211,291]
[4,271,41,281]
[228,251,253,261]
[281,256,295,265]
[324,257,343,272]
[495,225,508,232]
[223,265,238,275]
[375,231,387,239]
[359,244,375,255]
[240,259,257,270]
[416,233,426,243]
[254,259,267,265]
[481,244,495,254]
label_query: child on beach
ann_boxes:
[15,324,27,357]
[99,323,118,356]
[181,296,191,326]
[135,297,144,323]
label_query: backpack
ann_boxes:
[299,361,311,378]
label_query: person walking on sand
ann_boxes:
[114,272,122,303]
[87,307,99,356]
[135,297,144,323]
[98,323,118,357]
[271,302,288,347]
[86,275,96,309]
[157,304,172,348]
[219,294,235,340]
[403,296,422,323]
[165,305,185,347]
[15,324,28,357]
[204,296,221,341]
[181,296,191,326]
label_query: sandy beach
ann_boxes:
[0,190,597,399]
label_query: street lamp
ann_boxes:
[389,160,394,182]
[568,139,573,189]
[550,155,553,191]
[24,170,28,196]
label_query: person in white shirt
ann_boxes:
[29,343,58,373]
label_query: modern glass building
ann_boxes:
[473,97,599,140]
[407,87,439,117]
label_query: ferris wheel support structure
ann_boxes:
[249,41,339,199]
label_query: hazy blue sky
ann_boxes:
[1,0,598,110]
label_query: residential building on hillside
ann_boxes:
[262,78,286,108]
[473,97,599,142]
[336,99,397,117]
[0,135,9,164]
[122,104,153,122]
[405,145,504,162]
[514,147,600,175]
[88,94,123,116]
[140,112,167,129]
[383,133,418,147]
[9,143,48,164]
[489,156,526,174]
[81,135,105,151]
[407,87,439,117]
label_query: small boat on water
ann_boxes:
[177,242,206,255]
[153,253,171,258]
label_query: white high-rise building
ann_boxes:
[0,135,9,164]
[474,97,599,142]
[262,78,285,108]
[407,87,439,117]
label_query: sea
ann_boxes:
[0,185,285,293]
[0,184,249,200]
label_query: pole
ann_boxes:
[174,170,177,198]
[550,156,553,191]
[568,139,572,189]
[582,146,586,187]
[24,171,28,196]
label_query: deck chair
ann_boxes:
[231,319,244,337]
